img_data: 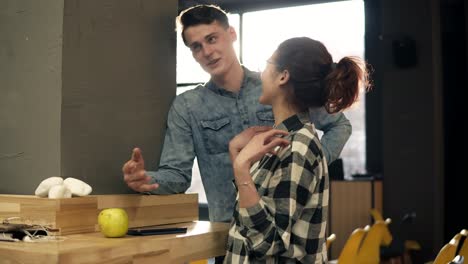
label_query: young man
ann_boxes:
[122,5,351,223]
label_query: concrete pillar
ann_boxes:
[0,0,177,194]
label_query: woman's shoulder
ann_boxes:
[289,124,323,159]
[291,123,319,144]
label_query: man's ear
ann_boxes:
[278,70,290,85]
[228,26,237,42]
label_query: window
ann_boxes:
[179,1,366,204]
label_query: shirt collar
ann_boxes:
[205,66,259,97]
[275,112,310,133]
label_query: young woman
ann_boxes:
[224,37,371,263]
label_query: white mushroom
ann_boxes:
[63,177,92,196]
[48,184,72,199]
[34,177,64,197]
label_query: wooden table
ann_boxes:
[0,221,229,264]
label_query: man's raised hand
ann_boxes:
[122,148,159,192]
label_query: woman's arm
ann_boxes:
[231,129,289,208]
[235,135,325,259]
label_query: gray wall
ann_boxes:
[366,0,445,259]
[0,1,64,193]
[0,0,177,194]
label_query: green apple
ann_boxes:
[98,208,129,238]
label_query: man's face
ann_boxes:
[183,21,238,78]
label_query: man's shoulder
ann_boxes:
[172,84,223,114]
[243,67,261,85]
[177,84,206,96]
[174,84,210,102]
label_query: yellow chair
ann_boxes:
[370,208,421,263]
[458,229,468,258]
[356,218,393,264]
[335,226,370,264]
[433,229,468,264]
[189,260,208,264]
[449,255,464,264]
[370,208,385,221]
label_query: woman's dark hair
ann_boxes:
[176,5,230,45]
[274,37,371,113]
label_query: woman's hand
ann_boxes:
[233,129,290,172]
[229,126,272,163]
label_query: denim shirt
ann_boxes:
[147,67,351,222]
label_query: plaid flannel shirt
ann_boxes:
[224,112,329,264]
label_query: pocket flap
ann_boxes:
[200,117,231,131]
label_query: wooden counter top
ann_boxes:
[0,221,229,264]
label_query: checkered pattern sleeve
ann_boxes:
[233,126,328,262]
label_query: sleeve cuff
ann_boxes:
[146,171,190,194]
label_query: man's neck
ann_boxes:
[211,62,244,93]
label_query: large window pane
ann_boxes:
[243,0,366,178]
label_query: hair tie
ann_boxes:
[330,62,337,70]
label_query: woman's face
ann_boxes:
[259,52,280,105]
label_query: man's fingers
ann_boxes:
[128,175,158,191]
[124,148,154,193]
[122,161,133,174]
[124,170,147,183]
[126,174,158,192]
[131,148,145,169]
[136,183,159,193]
[131,148,142,162]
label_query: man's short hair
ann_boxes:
[176,5,230,45]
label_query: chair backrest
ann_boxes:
[369,209,393,245]
[189,260,208,264]
[356,218,393,264]
[327,233,337,250]
[450,255,464,264]
[371,208,422,254]
[434,232,464,264]
[337,226,369,264]
[457,229,468,258]
[370,208,384,222]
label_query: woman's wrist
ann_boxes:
[233,157,250,172]
[235,179,254,188]
[233,159,252,184]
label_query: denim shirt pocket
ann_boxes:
[256,110,275,126]
[200,117,232,155]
